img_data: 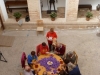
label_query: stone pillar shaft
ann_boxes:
[66,0,79,21]
[27,0,40,22]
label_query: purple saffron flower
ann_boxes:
[38,56,60,71]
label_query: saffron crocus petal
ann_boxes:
[38,56,60,71]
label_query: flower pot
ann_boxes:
[51,18,55,21]
[86,17,90,21]
[16,17,20,22]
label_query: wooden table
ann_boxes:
[78,4,92,11]
[32,53,64,75]
[5,1,28,13]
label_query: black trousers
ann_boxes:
[48,43,55,52]
[49,2,55,11]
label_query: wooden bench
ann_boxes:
[78,4,92,11]
[5,1,28,13]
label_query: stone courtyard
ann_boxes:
[0,28,100,75]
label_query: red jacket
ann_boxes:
[36,44,49,56]
[46,31,57,44]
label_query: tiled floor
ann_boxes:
[0,28,100,75]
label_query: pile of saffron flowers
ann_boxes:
[38,56,60,74]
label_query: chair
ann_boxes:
[36,20,44,35]
[73,51,78,65]
[21,52,27,68]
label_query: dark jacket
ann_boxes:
[55,44,65,56]
[69,65,81,75]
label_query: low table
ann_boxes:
[32,53,64,75]
[78,4,92,11]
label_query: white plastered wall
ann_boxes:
[0,0,8,21]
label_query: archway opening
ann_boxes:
[40,0,66,18]
[4,0,29,19]
[78,0,100,18]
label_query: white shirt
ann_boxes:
[24,70,34,75]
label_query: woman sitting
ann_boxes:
[63,51,76,64]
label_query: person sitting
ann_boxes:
[67,62,81,75]
[63,51,76,64]
[54,43,66,56]
[27,51,37,67]
[23,65,35,75]
[36,42,49,56]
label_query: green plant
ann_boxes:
[13,12,22,18]
[50,12,57,18]
[86,11,93,18]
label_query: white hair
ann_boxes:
[68,62,76,71]
[67,51,73,55]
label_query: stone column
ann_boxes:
[66,0,79,21]
[27,0,41,22]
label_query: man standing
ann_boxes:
[49,0,57,11]
[46,28,57,51]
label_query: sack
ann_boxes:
[25,15,30,22]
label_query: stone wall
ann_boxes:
[3,0,100,30]
[27,0,40,22]
[66,0,79,21]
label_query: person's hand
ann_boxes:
[38,52,41,56]
[48,37,52,41]
[54,51,58,54]
[56,71,60,74]
[30,62,34,65]
[61,65,66,71]
[58,52,60,54]
[56,52,59,54]
[33,61,37,65]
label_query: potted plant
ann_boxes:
[13,12,22,22]
[86,11,93,21]
[50,12,57,21]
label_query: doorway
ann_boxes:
[40,0,66,18]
